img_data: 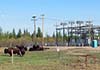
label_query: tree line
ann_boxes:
[0,27,44,39]
[0,26,68,47]
[1,26,96,47]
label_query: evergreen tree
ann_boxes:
[9,33,13,39]
[52,32,55,38]
[23,29,26,36]
[0,27,2,35]
[56,31,62,41]
[98,31,100,38]
[12,28,16,38]
[26,29,30,36]
[4,31,9,39]
[23,29,30,37]
[58,32,62,38]
[17,29,22,38]
[56,31,59,39]
[36,27,42,37]
[0,27,2,39]
[56,32,62,40]
[63,33,67,41]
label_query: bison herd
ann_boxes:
[4,44,44,57]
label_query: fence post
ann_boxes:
[11,50,13,64]
[57,47,60,59]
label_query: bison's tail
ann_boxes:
[4,49,8,54]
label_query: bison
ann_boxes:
[16,45,27,56]
[4,46,26,56]
[29,45,44,51]
[4,47,22,56]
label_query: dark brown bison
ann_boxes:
[29,45,44,51]
[16,45,27,56]
[4,46,26,56]
[4,47,22,56]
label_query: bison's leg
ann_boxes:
[21,51,25,56]
[9,52,12,56]
[17,51,22,56]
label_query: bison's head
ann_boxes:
[4,48,8,54]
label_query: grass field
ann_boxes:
[0,47,100,70]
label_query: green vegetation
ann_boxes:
[0,26,67,47]
[0,48,100,70]
[0,26,100,47]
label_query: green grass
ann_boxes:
[0,48,100,70]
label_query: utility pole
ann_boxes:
[41,14,44,46]
[32,16,36,43]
